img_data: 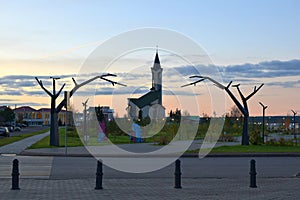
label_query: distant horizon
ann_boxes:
[3,104,300,120]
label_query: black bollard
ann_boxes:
[249,159,257,188]
[11,159,20,190]
[95,160,103,190]
[174,159,182,189]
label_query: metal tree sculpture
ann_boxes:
[35,77,65,146]
[36,73,126,146]
[182,76,263,145]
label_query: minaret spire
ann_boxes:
[154,46,160,65]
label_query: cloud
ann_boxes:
[74,86,150,96]
[163,90,202,96]
[0,90,23,96]
[170,59,300,80]
[221,59,300,79]
[0,98,17,102]
[266,80,300,88]
[169,59,300,88]
[0,59,300,99]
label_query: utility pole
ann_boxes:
[259,102,268,144]
[291,110,297,146]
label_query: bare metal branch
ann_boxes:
[55,83,66,99]
[226,81,232,89]
[189,75,203,79]
[234,84,246,101]
[232,84,240,88]
[181,78,205,87]
[35,77,53,97]
[200,76,226,89]
[56,74,126,113]
[72,78,78,86]
[245,83,264,100]
[100,77,127,87]
[101,73,117,77]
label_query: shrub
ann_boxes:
[156,132,171,145]
[219,134,234,142]
[250,131,262,145]
[265,138,294,146]
[278,137,287,146]
[266,138,276,145]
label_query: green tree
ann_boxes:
[0,106,15,123]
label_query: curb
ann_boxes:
[19,151,300,158]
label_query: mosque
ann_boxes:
[127,50,165,119]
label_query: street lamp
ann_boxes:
[291,110,297,146]
[259,102,268,144]
[82,99,89,144]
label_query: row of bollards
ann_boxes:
[11,158,257,191]
[173,159,258,189]
[94,159,183,190]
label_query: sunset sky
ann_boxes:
[0,0,299,117]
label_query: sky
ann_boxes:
[0,0,299,117]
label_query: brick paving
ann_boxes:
[0,177,299,200]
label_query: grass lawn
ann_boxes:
[0,128,50,147]
[186,145,300,154]
[29,129,152,149]
[29,128,83,149]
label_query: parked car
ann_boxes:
[0,127,10,137]
[17,123,27,128]
[6,126,14,132]
[14,126,21,132]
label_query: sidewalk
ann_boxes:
[0,131,50,155]
[1,177,300,200]
[20,140,241,157]
[20,139,300,157]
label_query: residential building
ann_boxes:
[14,106,69,126]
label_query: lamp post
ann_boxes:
[82,99,89,144]
[259,102,268,144]
[291,110,297,146]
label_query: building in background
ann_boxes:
[13,106,69,126]
[87,106,114,122]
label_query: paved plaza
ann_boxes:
[1,177,300,200]
[1,133,300,199]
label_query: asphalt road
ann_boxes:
[49,156,300,179]
[0,126,49,139]
[10,126,49,136]
[1,156,300,180]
